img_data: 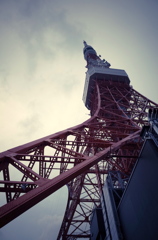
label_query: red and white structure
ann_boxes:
[0,42,158,239]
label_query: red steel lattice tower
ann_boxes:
[0,41,158,239]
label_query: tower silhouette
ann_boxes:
[0,42,158,239]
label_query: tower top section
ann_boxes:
[83,41,111,69]
[82,41,130,109]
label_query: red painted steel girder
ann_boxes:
[0,78,158,239]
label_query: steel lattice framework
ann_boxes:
[0,42,158,239]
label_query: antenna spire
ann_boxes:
[83,40,87,47]
[83,41,111,68]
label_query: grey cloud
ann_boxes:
[0,187,67,240]
[0,0,88,55]
[0,0,88,91]
[38,214,63,240]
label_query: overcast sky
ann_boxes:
[0,0,158,239]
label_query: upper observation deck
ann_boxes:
[83,66,130,110]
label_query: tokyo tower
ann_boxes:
[0,41,158,239]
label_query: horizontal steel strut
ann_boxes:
[0,130,139,225]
